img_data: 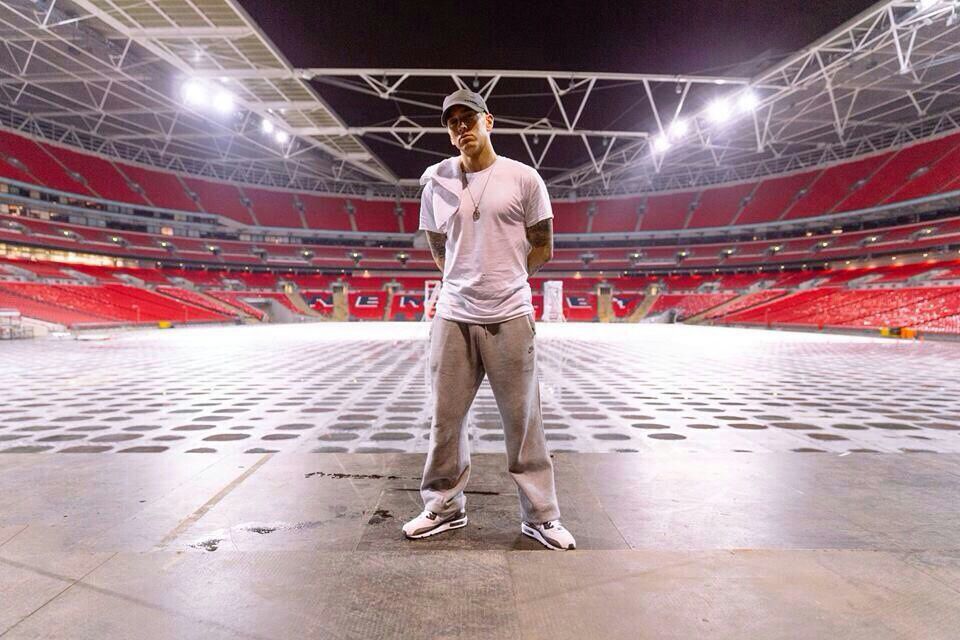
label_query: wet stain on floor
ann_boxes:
[367,509,394,525]
[304,471,420,481]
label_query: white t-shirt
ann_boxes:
[419,156,553,324]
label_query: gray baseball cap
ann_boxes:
[440,89,488,126]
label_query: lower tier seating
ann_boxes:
[647,293,737,320]
[0,282,226,326]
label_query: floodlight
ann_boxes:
[652,134,671,153]
[918,0,940,11]
[707,98,731,123]
[212,90,234,114]
[737,91,759,112]
[181,80,206,106]
[275,130,290,144]
[261,119,275,134]
[668,119,688,137]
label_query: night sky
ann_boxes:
[239,1,876,74]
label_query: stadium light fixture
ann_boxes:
[274,130,290,144]
[667,119,688,138]
[181,80,207,106]
[919,0,940,11]
[261,119,275,134]
[707,98,731,123]
[737,91,759,112]
[652,135,671,153]
[212,90,235,114]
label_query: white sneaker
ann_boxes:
[521,520,577,550]
[402,509,468,539]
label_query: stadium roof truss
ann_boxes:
[0,0,959,200]
[0,0,395,193]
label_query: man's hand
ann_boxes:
[426,230,447,272]
[526,218,553,276]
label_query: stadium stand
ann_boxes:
[686,183,755,228]
[0,281,225,326]
[2,124,960,334]
[591,197,642,233]
[647,292,737,320]
[206,291,267,320]
[782,153,893,220]
[552,201,591,233]
[300,194,353,231]
[639,192,696,230]
[0,130,93,196]
[733,172,818,225]
[114,164,199,212]
[180,176,255,225]
[43,144,148,205]
[354,200,402,233]
[155,286,249,318]
[241,188,302,228]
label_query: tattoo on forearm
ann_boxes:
[428,233,446,258]
[427,231,446,267]
[526,219,552,249]
[526,219,553,276]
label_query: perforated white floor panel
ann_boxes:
[2,322,958,455]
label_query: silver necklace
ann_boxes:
[462,163,495,222]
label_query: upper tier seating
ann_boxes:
[299,194,353,231]
[591,198,642,233]
[180,176,255,225]
[782,153,892,220]
[354,200,401,233]
[43,144,148,205]
[114,164,199,212]
[887,143,960,202]
[836,134,960,212]
[3,128,960,234]
[686,183,755,228]
[0,130,93,196]
[734,172,817,225]
[242,188,303,229]
[639,192,696,230]
[552,201,591,233]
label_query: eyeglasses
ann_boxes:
[446,110,484,131]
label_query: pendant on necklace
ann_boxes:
[472,207,480,221]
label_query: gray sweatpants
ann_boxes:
[420,314,561,524]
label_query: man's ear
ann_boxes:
[484,113,494,131]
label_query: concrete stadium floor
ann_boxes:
[2,323,960,638]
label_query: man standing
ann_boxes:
[401,89,575,551]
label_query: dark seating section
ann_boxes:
[3,127,960,231]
